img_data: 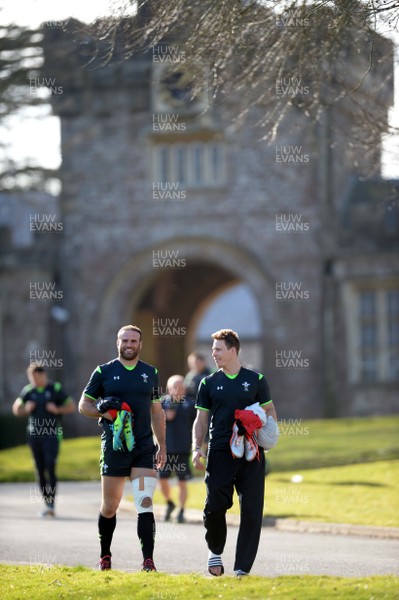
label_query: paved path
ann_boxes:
[1,482,398,577]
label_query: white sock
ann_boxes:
[208,551,223,567]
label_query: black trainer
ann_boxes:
[164,500,176,522]
[99,555,112,571]
[142,558,157,572]
[177,509,185,524]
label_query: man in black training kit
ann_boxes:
[12,363,76,517]
[192,329,277,577]
[79,325,166,572]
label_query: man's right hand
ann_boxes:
[96,397,122,414]
[192,448,206,471]
[24,401,36,414]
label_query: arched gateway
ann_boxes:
[94,237,275,384]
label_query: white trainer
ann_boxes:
[230,422,245,458]
[244,434,259,461]
[38,507,55,518]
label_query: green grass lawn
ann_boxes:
[154,460,399,527]
[1,415,398,483]
[271,415,399,472]
[1,565,398,600]
[0,437,101,483]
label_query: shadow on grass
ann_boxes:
[9,515,95,522]
[262,515,327,524]
[271,478,389,488]
[330,481,388,488]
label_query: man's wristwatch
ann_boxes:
[193,447,201,453]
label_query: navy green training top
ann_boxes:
[18,382,71,438]
[196,367,272,450]
[83,358,160,446]
[161,394,196,454]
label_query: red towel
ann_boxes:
[108,402,132,421]
[234,409,262,436]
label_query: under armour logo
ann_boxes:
[141,373,149,382]
[242,382,250,391]
[217,386,223,390]
[113,376,120,380]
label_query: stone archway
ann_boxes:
[94,236,276,385]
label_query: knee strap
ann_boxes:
[131,476,157,514]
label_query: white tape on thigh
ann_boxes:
[131,476,157,514]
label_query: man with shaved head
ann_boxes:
[158,374,196,524]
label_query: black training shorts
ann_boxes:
[99,419,157,477]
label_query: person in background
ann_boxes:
[12,363,76,517]
[184,352,211,403]
[185,352,211,452]
[159,374,196,524]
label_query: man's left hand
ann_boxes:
[46,402,59,415]
[155,444,167,470]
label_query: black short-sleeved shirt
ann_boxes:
[18,382,71,438]
[83,358,160,447]
[195,367,272,450]
[161,394,196,454]
[184,368,211,401]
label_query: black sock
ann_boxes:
[98,513,116,557]
[137,512,155,560]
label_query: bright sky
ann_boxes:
[0,0,398,178]
[0,0,122,28]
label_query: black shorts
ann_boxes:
[100,419,157,477]
[158,452,192,481]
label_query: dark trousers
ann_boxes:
[204,448,265,573]
[29,437,59,506]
